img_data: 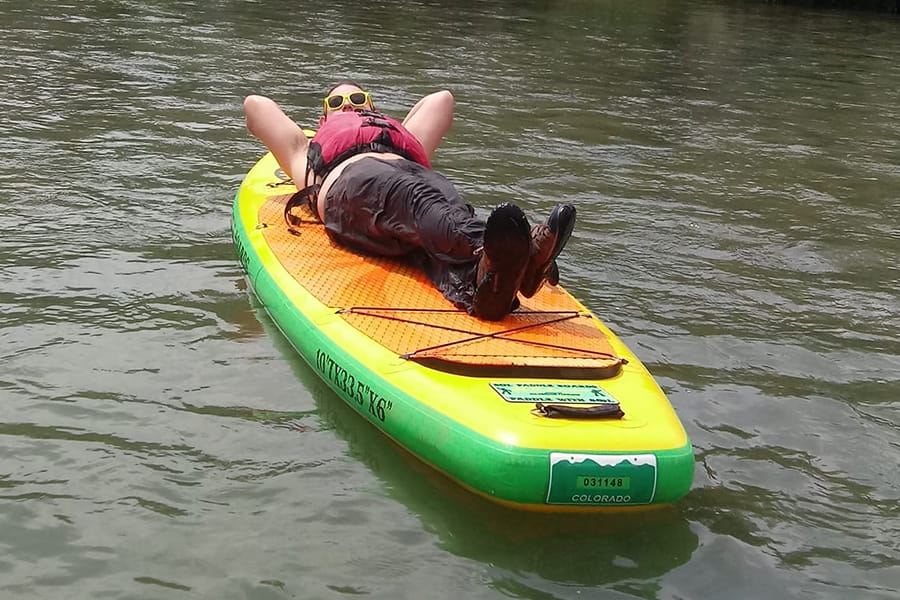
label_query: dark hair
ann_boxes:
[324,80,365,96]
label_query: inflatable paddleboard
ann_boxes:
[233,153,693,511]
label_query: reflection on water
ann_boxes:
[2,0,899,598]
[290,320,699,586]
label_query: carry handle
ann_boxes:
[533,402,625,420]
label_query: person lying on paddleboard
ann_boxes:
[243,81,575,321]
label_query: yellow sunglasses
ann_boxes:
[323,91,372,111]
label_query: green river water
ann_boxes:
[1,1,898,598]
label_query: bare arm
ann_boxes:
[243,95,309,182]
[402,90,454,161]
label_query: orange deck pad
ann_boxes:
[260,195,622,378]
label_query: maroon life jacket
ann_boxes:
[306,109,431,179]
[285,109,432,233]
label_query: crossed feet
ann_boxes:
[472,202,576,321]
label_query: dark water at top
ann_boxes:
[1,1,898,598]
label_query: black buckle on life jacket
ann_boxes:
[362,117,398,131]
[356,110,398,131]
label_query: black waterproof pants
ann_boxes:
[322,157,484,311]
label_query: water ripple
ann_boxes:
[2,1,900,598]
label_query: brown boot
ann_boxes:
[472,203,530,321]
[519,204,576,298]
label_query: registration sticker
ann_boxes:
[547,453,657,505]
[490,382,619,404]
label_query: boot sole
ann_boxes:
[473,203,530,321]
[520,204,576,297]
